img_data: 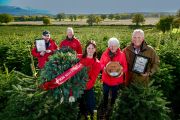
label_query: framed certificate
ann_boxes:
[35,39,46,52]
[132,54,149,74]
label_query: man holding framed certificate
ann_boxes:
[31,31,58,69]
[123,29,159,85]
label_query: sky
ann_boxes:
[0,0,180,14]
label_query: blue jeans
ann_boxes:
[79,88,95,118]
[103,83,121,108]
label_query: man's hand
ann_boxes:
[141,72,149,77]
[40,51,45,56]
[46,50,52,53]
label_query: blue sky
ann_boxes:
[0,0,180,14]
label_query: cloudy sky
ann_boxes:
[0,0,180,14]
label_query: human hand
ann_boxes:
[46,50,51,53]
[141,72,149,77]
[40,51,45,56]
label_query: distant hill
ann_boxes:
[0,6,50,16]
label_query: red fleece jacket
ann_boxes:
[100,48,128,86]
[31,39,58,69]
[79,55,101,90]
[60,37,82,54]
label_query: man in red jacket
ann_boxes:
[59,27,82,54]
[100,37,128,111]
[31,31,58,69]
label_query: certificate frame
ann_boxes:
[35,39,46,52]
[132,54,149,74]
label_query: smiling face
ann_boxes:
[132,32,144,48]
[42,34,50,42]
[86,44,96,58]
[67,31,73,39]
[109,44,118,53]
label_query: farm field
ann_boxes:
[9,17,160,25]
[0,25,180,120]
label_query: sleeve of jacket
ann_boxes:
[59,40,64,48]
[31,47,41,58]
[100,52,107,70]
[149,50,160,76]
[77,40,83,54]
[86,62,101,89]
[121,51,128,85]
[52,41,58,52]
[121,52,128,73]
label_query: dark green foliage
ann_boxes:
[43,17,51,25]
[87,14,96,26]
[0,75,79,120]
[39,47,88,101]
[0,14,14,23]
[156,16,174,33]
[173,17,180,28]
[132,14,145,26]
[111,80,170,120]
[0,68,19,112]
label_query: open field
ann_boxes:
[9,17,159,25]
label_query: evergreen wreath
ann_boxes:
[39,47,88,102]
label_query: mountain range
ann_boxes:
[0,6,49,16]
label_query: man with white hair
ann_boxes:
[123,29,159,85]
[100,37,128,112]
[59,27,82,54]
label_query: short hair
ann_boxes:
[67,27,74,35]
[42,30,50,36]
[108,37,120,47]
[132,29,144,38]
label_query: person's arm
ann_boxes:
[77,40,83,54]
[121,51,129,85]
[86,62,101,89]
[149,50,160,76]
[31,47,41,57]
[100,52,106,70]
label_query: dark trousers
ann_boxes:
[103,83,120,108]
[78,88,95,119]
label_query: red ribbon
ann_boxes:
[40,62,84,90]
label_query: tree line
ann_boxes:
[0,9,180,32]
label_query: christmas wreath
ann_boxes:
[39,47,88,102]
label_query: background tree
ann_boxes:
[100,14,107,21]
[132,13,145,26]
[78,15,85,21]
[114,14,121,20]
[69,15,74,22]
[173,17,180,28]
[108,14,114,20]
[86,14,96,26]
[176,9,180,17]
[73,15,77,21]
[156,16,174,33]
[95,16,102,24]
[43,17,51,25]
[56,13,66,21]
[0,14,14,23]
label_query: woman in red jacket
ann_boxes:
[78,40,101,120]
[59,27,82,54]
[100,37,128,110]
[31,31,58,69]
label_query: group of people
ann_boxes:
[32,27,159,120]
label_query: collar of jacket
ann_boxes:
[128,41,148,53]
[66,36,74,41]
